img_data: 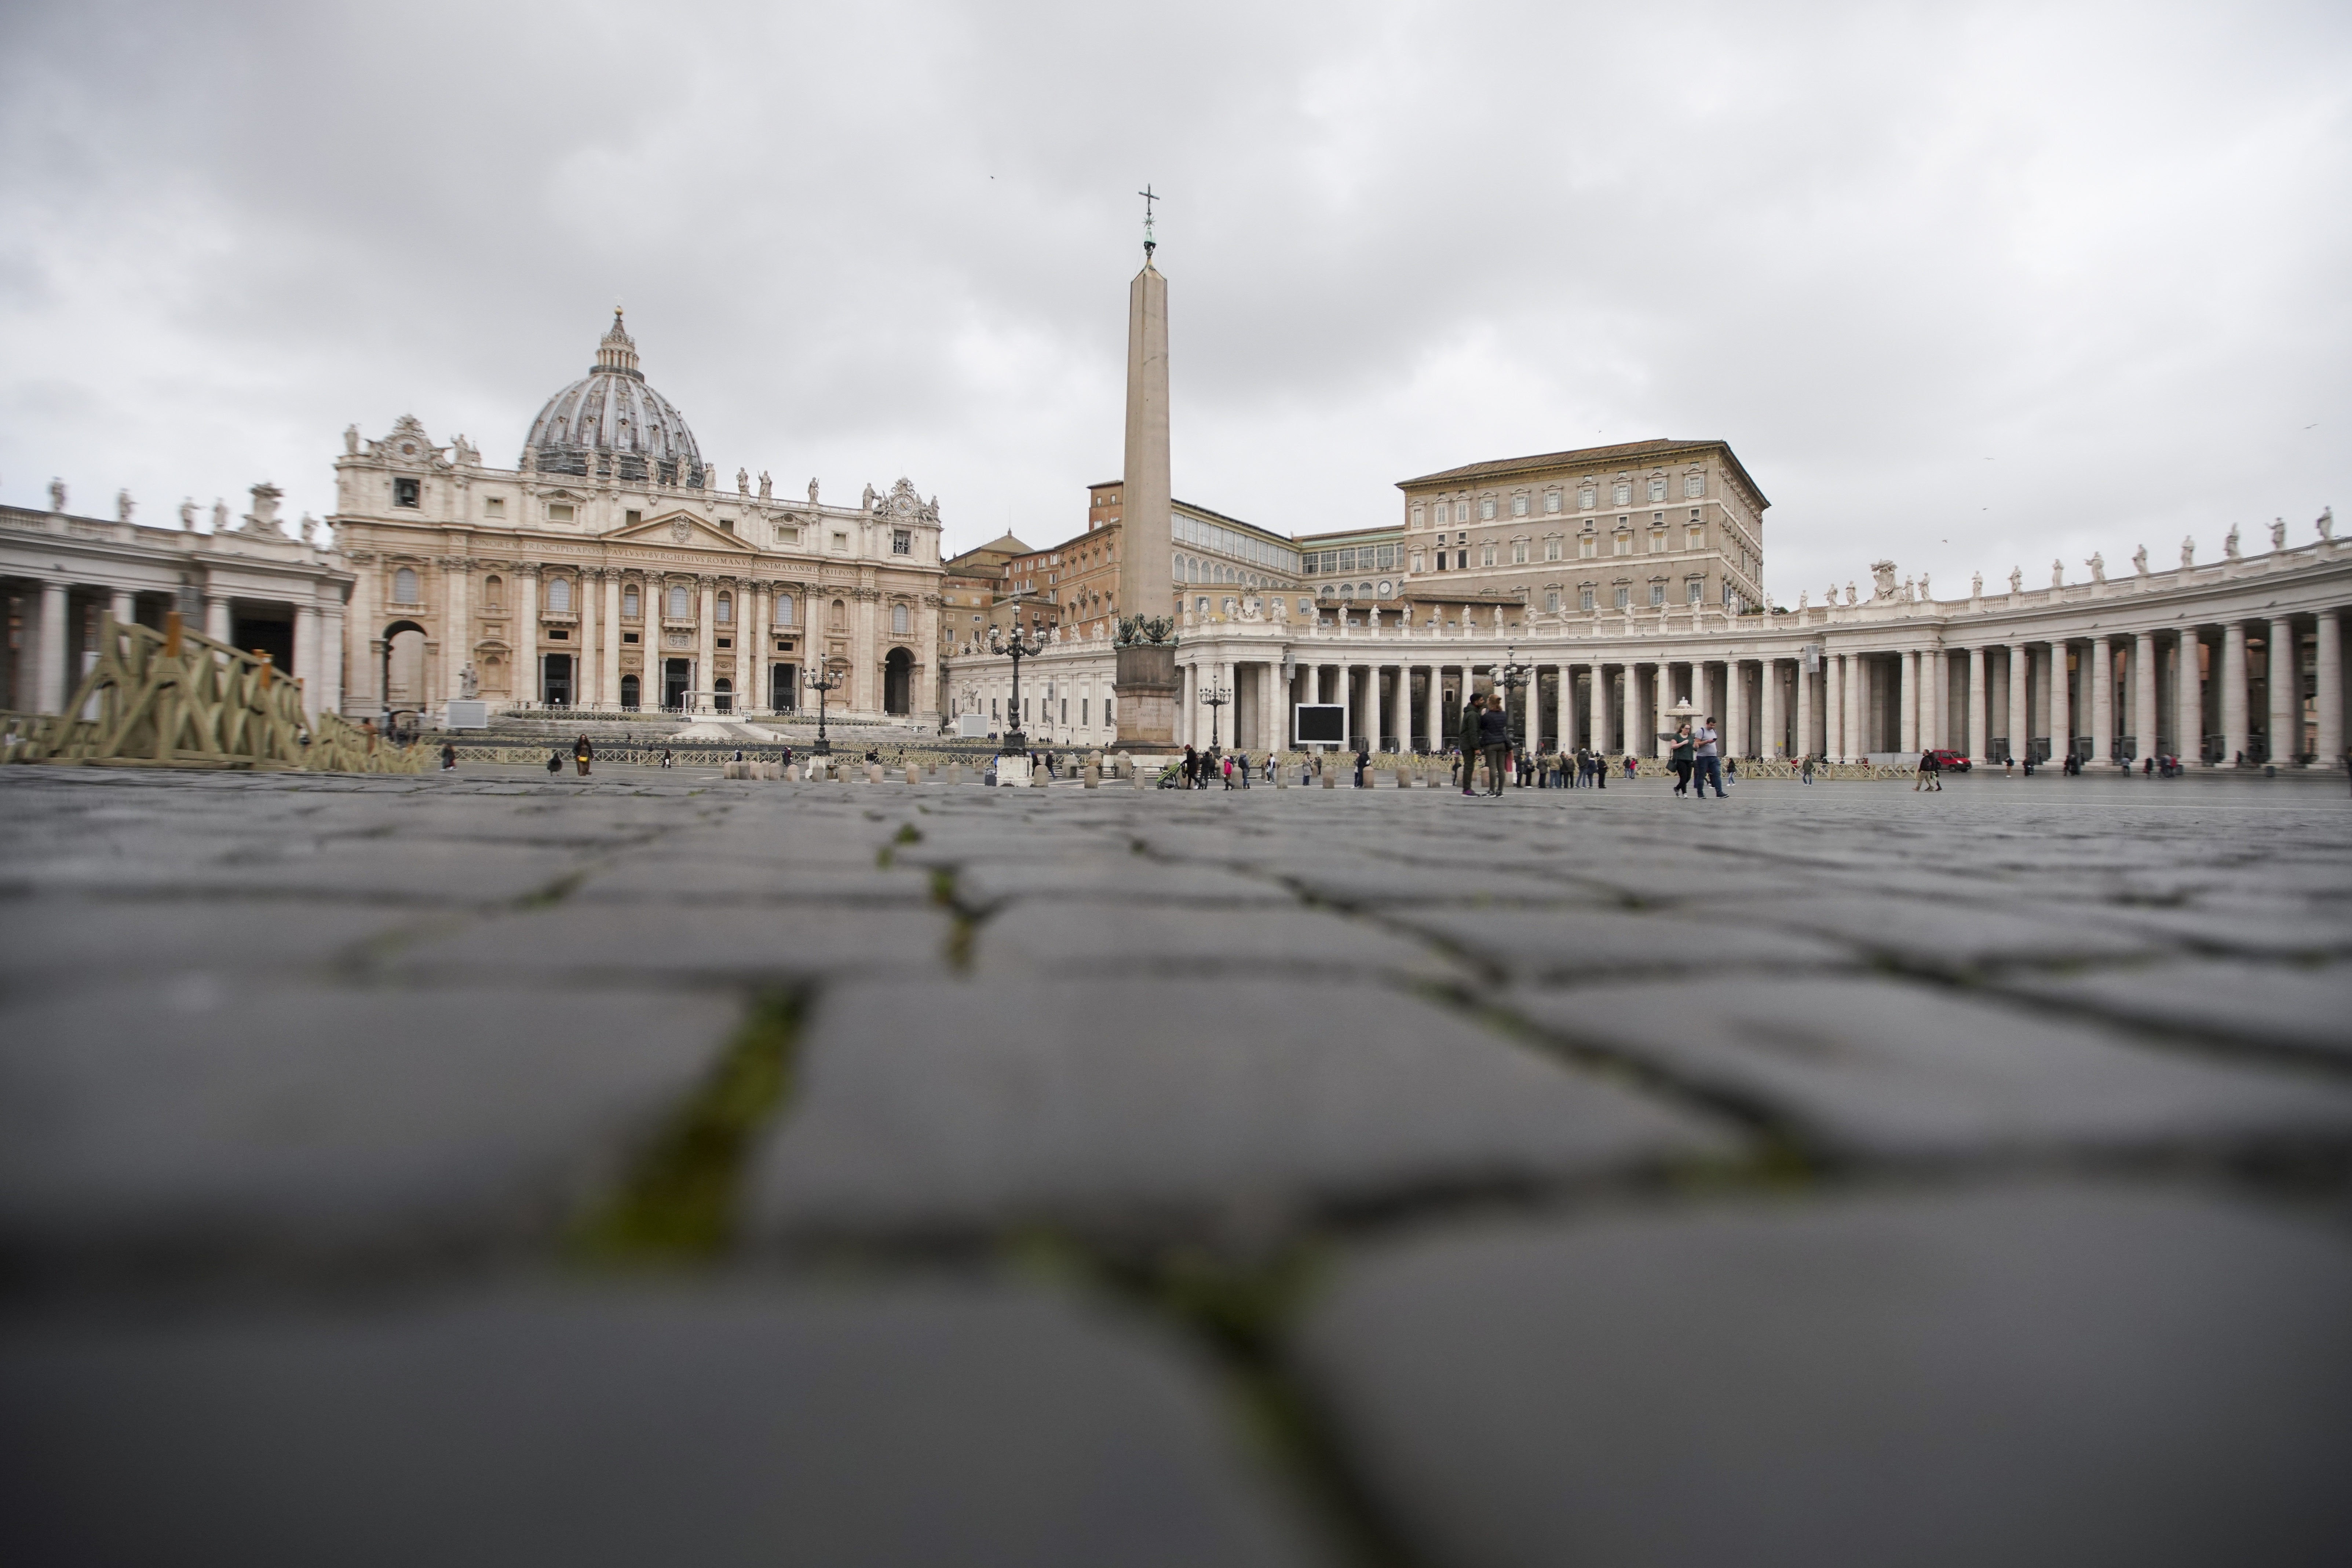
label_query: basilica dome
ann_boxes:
[522,311,705,486]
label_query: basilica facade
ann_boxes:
[331,312,945,725]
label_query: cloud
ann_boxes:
[3,0,2347,598]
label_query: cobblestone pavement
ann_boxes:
[4,764,2351,1566]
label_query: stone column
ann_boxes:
[2221,622,2249,764]
[2270,615,2300,764]
[205,589,231,644]
[1422,664,1440,753]
[574,569,596,708]
[514,568,538,710]
[2133,632,2158,766]
[1555,664,1574,754]
[1723,660,1744,757]
[443,559,470,708]
[1924,650,1944,752]
[1898,649,1918,754]
[1759,658,1780,759]
[603,573,624,714]
[1588,664,1607,753]
[2174,630,2202,764]
[1795,659,1813,761]
[1966,645,1987,764]
[2088,635,2112,764]
[108,588,135,628]
[36,580,69,714]
[1823,653,1842,761]
[2049,642,2071,763]
[321,602,345,716]
[294,603,321,719]
[2313,612,2342,769]
[346,562,376,714]
[1621,662,1640,759]
[695,578,718,714]
[739,581,763,715]
[1649,662,1667,757]
[2008,644,2028,764]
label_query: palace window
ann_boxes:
[546,502,574,522]
[775,524,798,544]
[774,593,794,625]
[546,577,572,613]
[891,603,910,635]
[1476,542,1494,567]
[393,477,420,508]
[1688,579,1705,603]
[1511,539,1530,565]
[1614,585,1630,610]
[1546,490,1562,514]
[1480,497,1497,520]
[1614,536,1630,556]
[1580,586,1597,611]
[1377,544,1395,569]
[1512,494,1529,517]
[1688,526,1705,550]
[1613,482,1632,506]
[1545,536,1563,561]
[485,575,504,609]
[716,593,731,623]
[1410,552,1425,572]
[1579,486,1596,510]
[1545,588,1560,612]
[1651,532,1666,553]
[1455,501,1470,523]
[1646,476,1664,502]
[622,585,640,618]
[1410,504,1424,526]
[1650,582,1667,606]
[1338,548,1356,571]
[391,567,419,603]
[1580,537,1597,559]
[1685,471,1706,498]
[893,529,912,555]
[669,584,690,618]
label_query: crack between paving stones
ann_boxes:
[568,988,808,1267]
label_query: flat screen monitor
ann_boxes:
[1294,704,1347,745]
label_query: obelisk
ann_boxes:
[1114,202,1179,752]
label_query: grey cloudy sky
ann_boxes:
[4,0,2346,601]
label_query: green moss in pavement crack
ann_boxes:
[515,868,588,910]
[1009,1238,1426,1568]
[570,988,807,1266]
[876,846,895,869]
[895,822,922,844]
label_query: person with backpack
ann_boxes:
[1478,696,1512,797]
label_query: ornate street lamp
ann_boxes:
[989,612,1048,757]
[1494,645,1531,747]
[1197,678,1232,749]
[804,658,846,754]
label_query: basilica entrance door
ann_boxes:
[713,679,733,714]
[771,663,798,711]
[543,653,573,706]
[663,658,691,711]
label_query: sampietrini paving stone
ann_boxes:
[1506,975,2352,1160]
[1292,1182,2352,1568]
[751,977,1738,1244]
[0,981,739,1278]
[0,1281,1330,1568]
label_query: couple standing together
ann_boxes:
[1670,718,1727,798]
[1457,692,1513,796]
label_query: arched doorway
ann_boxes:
[620,673,640,710]
[713,678,733,714]
[884,648,914,716]
[771,664,797,711]
[381,619,427,712]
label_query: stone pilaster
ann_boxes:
[2269,616,2298,764]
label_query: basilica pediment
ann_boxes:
[606,509,758,553]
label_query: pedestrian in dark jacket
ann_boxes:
[574,735,594,776]
[1478,702,1511,796]
[1457,696,1485,794]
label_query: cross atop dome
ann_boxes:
[595,308,640,376]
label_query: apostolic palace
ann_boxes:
[3,263,2346,771]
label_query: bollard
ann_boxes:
[905,765,921,786]
[1321,765,1336,788]
[1083,765,1100,788]
[1394,767,1412,789]
[1275,766,1288,788]
[866,763,884,785]
[784,763,801,782]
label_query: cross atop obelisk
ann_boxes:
[1113,188,1177,752]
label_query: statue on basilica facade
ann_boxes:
[1844,581,1857,606]
[758,471,772,501]
[460,662,479,699]
[2050,559,2065,588]
[1919,572,1931,600]
[179,498,197,530]
[1870,561,1898,599]
[117,490,134,523]
[344,424,361,455]
[2224,523,2241,559]
[2132,544,2148,576]
[1971,571,1983,599]
[2008,565,2023,594]
[212,500,230,532]
[2271,517,2287,550]
[48,478,66,512]
[808,477,820,504]
[737,468,750,496]
[2086,552,2105,584]
[2320,507,2335,542]
[2181,536,2196,567]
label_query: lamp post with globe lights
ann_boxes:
[1197,677,1232,749]
[804,659,846,755]
[990,610,1049,757]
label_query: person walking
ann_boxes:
[1668,724,1695,796]
[1478,697,1512,796]
[440,740,457,772]
[1182,743,1198,788]
[1457,695,1486,795]
[574,734,594,777]
[1725,756,1739,789]
[1623,752,1639,784]
[1801,753,1815,785]
[1354,745,1370,788]
[1692,715,1725,798]
[1914,746,1943,792]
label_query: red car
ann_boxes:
[1921,748,1972,772]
